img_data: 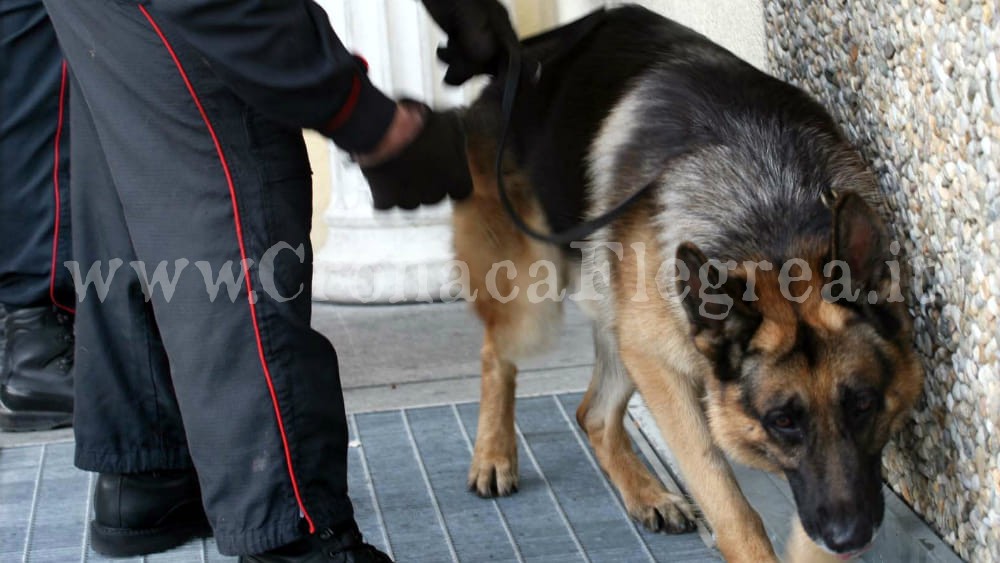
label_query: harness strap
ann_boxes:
[493,10,656,246]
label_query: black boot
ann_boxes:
[240,522,392,563]
[90,470,212,557]
[0,305,74,431]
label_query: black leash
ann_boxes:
[493,11,656,246]
[490,11,846,248]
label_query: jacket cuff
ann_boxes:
[321,72,397,154]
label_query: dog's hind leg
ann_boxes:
[576,326,697,533]
[454,115,565,497]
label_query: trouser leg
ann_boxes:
[45,1,353,555]
[0,0,73,309]
[67,74,191,470]
[0,1,76,431]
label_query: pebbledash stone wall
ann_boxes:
[765,2,999,561]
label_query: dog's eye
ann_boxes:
[773,415,794,429]
[765,411,799,434]
[852,391,878,414]
[856,396,873,412]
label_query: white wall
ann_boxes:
[517,0,767,71]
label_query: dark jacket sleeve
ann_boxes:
[144,0,397,153]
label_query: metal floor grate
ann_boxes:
[0,393,719,563]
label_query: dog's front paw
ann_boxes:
[468,448,519,498]
[625,489,697,534]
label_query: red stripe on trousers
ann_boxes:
[138,5,316,534]
[50,60,75,314]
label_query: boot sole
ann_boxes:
[90,511,213,557]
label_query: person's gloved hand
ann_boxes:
[420,0,517,85]
[357,100,472,211]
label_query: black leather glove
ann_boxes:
[420,0,517,85]
[360,100,473,211]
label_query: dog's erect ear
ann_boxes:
[831,192,893,296]
[675,242,761,381]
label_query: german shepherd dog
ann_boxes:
[450,5,923,562]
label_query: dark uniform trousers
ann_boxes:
[44,2,353,555]
[0,0,74,309]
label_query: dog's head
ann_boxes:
[675,192,923,557]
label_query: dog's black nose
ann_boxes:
[821,517,874,555]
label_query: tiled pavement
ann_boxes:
[1,393,719,563]
[0,303,965,562]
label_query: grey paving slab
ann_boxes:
[0,429,74,449]
[24,442,90,562]
[871,490,965,563]
[203,538,236,563]
[726,462,797,555]
[342,365,591,415]
[144,538,208,563]
[348,416,393,559]
[515,396,689,563]
[353,410,456,562]
[404,406,521,563]
[553,394,719,563]
[0,445,44,561]
[455,403,587,563]
[314,302,594,390]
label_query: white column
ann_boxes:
[550,0,767,70]
[312,1,481,304]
